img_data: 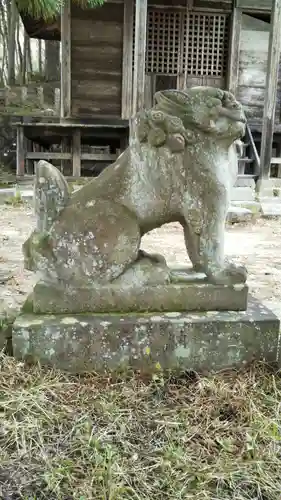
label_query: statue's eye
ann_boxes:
[151,111,164,122]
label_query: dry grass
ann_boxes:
[0,357,281,499]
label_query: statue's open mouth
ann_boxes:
[218,107,247,124]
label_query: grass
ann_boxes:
[0,357,281,499]
[4,188,23,206]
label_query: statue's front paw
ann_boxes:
[210,263,247,286]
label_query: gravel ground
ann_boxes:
[1,203,281,317]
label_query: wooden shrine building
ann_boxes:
[15,0,281,180]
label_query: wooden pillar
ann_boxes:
[260,0,281,180]
[26,140,34,175]
[60,0,71,119]
[228,7,242,96]
[122,0,134,119]
[72,128,81,177]
[16,126,25,176]
[132,0,148,116]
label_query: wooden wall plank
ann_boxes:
[122,0,134,119]
[132,0,148,115]
[71,3,123,118]
[60,0,71,118]
[16,126,25,176]
[236,0,272,11]
[237,14,274,123]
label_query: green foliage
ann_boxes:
[16,0,105,20]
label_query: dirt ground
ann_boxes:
[1,203,281,317]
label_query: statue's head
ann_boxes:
[154,87,246,143]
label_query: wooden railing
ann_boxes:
[0,83,60,116]
[246,123,261,176]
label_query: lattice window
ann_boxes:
[132,9,229,78]
[183,13,229,77]
[146,9,181,74]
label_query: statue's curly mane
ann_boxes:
[133,87,245,152]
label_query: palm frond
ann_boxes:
[16,0,105,20]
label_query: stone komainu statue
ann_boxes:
[24,86,247,289]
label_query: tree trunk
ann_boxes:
[8,0,17,84]
[22,31,28,83]
[45,40,60,81]
[16,17,23,83]
[27,37,32,76]
[0,1,9,84]
[38,39,43,75]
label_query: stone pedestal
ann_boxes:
[12,298,280,374]
[31,271,248,314]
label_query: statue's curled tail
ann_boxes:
[34,160,70,232]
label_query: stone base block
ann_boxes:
[260,199,281,217]
[234,178,255,189]
[257,178,281,191]
[13,297,280,374]
[231,201,261,215]
[227,206,253,223]
[0,187,33,204]
[31,272,248,314]
[231,186,255,202]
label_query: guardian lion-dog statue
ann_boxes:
[24,87,247,306]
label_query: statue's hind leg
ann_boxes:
[49,200,142,285]
[49,200,171,287]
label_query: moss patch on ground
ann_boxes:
[0,357,280,499]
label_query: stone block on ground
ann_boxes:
[227,206,253,223]
[257,179,281,200]
[12,297,280,374]
[20,188,33,202]
[0,186,33,204]
[257,178,281,190]
[231,186,255,202]
[231,201,261,215]
[0,188,16,204]
[260,199,281,217]
[234,178,256,189]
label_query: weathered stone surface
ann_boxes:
[12,298,280,373]
[23,87,248,315]
[31,268,248,313]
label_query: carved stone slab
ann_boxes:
[31,277,248,314]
